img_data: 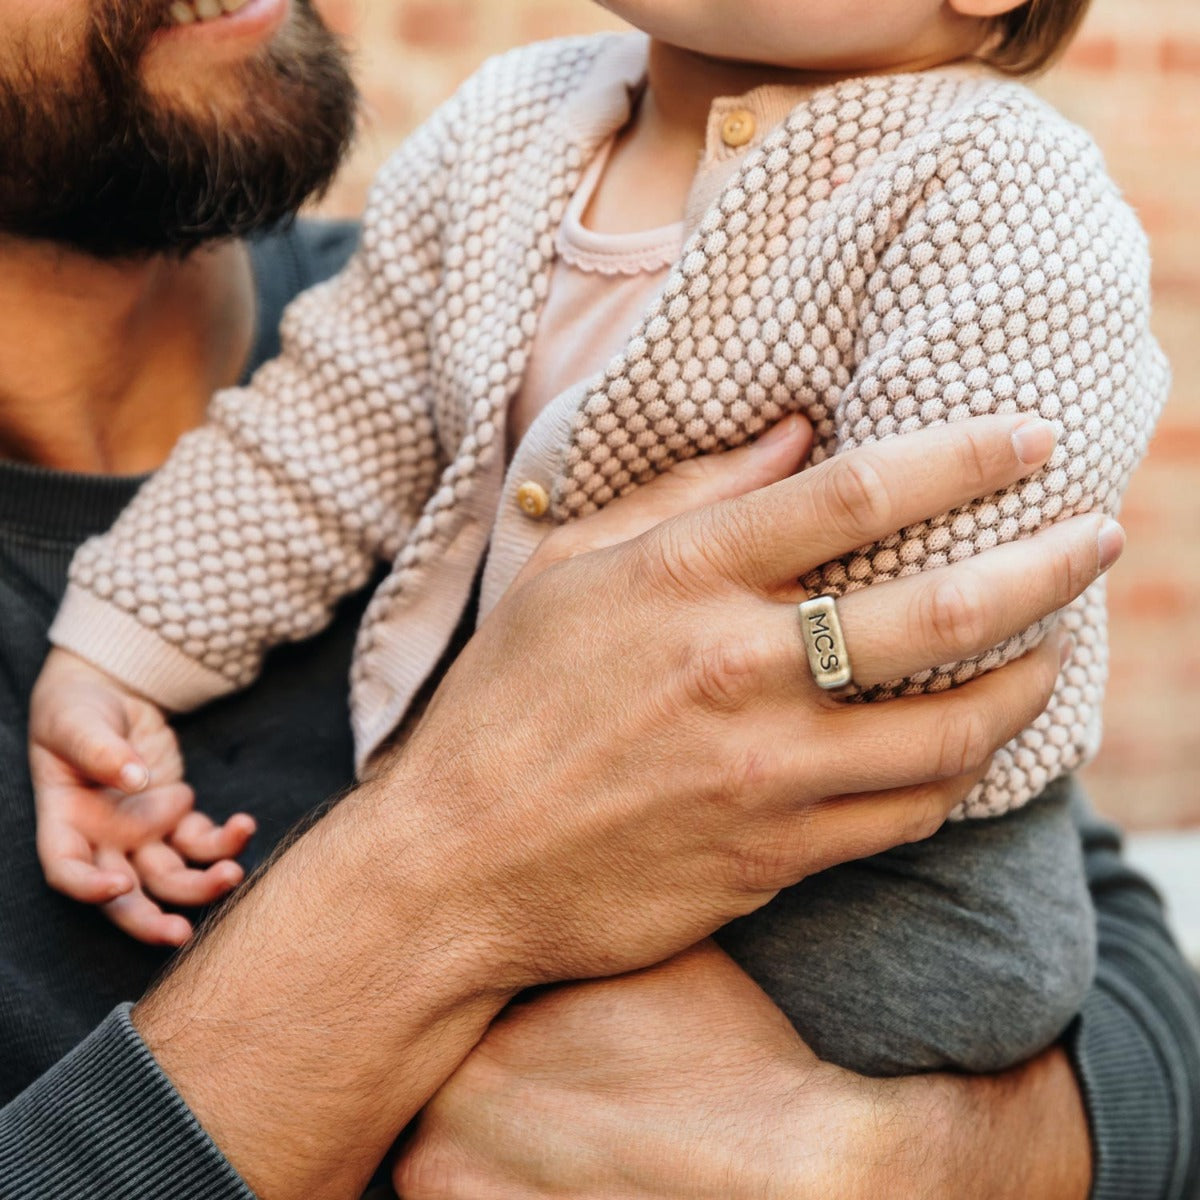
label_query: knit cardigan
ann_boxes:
[50,34,1168,818]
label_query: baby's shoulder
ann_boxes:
[437,34,622,134]
[933,74,1105,175]
[808,69,1107,180]
[808,70,1133,242]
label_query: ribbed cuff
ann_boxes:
[1066,954,1198,1200]
[0,1005,253,1199]
[50,584,237,712]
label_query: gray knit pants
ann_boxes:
[716,777,1095,1075]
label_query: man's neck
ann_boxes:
[0,236,255,476]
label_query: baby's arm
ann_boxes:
[808,95,1169,818]
[29,648,255,945]
[31,104,459,934]
[47,102,458,715]
[731,96,1166,1073]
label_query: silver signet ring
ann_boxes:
[798,594,853,690]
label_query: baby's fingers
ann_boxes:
[101,895,192,946]
[133,842,245,907]
[170,811,257,864]
[97,848,192,945]
[33,702,148,795]
[36,818,132,904]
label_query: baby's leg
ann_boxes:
[715,777,1095,1076]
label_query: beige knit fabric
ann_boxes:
[52,35,1169,817]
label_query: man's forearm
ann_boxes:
[395,939,1092,1200]
[134,775,516,1200]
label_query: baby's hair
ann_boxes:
[983,0,1093,75]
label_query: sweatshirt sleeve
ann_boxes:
[48,103,456,712]
[0,1005,253,1200]
[801,99,1170,820]
[1067,790,1200,1200]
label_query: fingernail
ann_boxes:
[754,415,802,450]
[119,763,149,793]
[1059,634,1075,668]
[1011,419,1057,466]
[1097,518,1125,572]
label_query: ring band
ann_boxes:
[798,595,853,690]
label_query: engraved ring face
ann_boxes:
[798,595,853,690]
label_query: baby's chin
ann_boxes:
[597,0,991,79]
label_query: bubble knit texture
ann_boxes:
[51,35,1168,817]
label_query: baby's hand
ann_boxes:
[28,648,256,946]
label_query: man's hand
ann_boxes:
[135,416,1108,1199]
[394,941,1092,1200]
[413,414,1115,990]
[29,648,255,944]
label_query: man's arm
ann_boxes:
[0,418,1100,1198]
[394,784,1200,1200]
[395,939,1092,1200]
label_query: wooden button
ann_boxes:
[516,480,550,518]
[720,109,756,149]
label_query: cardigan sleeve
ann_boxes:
[1066,787,1200,1199]
[48,108,456,711]
[802,107,1171,819]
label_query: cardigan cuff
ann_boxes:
[0,1004,253,1199]
[50,584,238,712]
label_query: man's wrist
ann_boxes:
[134,770,518,1200]
[880,1047,1093,1199]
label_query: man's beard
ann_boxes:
[0,0,358,259]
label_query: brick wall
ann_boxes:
[312,0,1200,830]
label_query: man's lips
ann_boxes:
[149,0,290,48]
[166,0,254,24]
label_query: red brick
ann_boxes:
[1159,36,1200,75]
[1062,35,1119,72]
[1111,580,1193,620]
[1142,422,1200,463]
[395,0,477,50]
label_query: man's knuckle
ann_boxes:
[685,635,763,712]
[934,707,995,779]
[1052,541,1089,606]
[729,833,792,892]
[822,454,893,543]
[632,522,698,597]
[925,573,990,656]
[392,1144,454,1200]
[720,739,776,798]
[900,794,948,844]
[955,427,995,493]
[645,503,761,594]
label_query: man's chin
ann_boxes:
[0,0,356,260]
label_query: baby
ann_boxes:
[30,0,1168,1076]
